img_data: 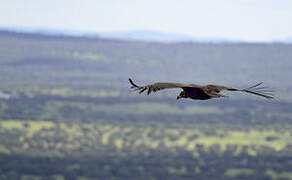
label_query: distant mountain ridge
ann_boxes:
[0,26,291,43]
[0,26,241,43]
[97,30,241,43]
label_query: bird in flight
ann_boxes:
[129,78,274,100]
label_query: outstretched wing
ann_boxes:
[219,82,274,99]
[129,78,189,95]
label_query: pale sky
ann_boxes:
[1,0,292,42]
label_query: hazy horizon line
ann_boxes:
[0,25,291,44]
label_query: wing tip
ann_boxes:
[128,78,139,88]
[229,82,275,99]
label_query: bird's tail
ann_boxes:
[234,82,274,99]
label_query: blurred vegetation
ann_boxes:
[0,30,292,180]
[0,87,292,180]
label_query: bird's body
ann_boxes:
[179,85,226,100]
[129,78,274,100]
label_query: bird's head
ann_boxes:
[177,91,187,99]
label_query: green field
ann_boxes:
[1,118,292,180]
[1,88,292,180]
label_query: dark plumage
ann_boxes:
[129,78,274,100]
